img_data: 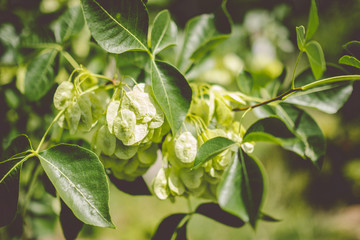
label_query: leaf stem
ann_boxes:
[301,75,360,90]
[35,109,65,153]
[291,51,303,89]
[233,88,302,111]
[233,74,360,112]
[62,51,80,69]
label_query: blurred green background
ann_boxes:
[1,0,360,239]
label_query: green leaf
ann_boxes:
[177,2,231,72]
[194,137,236,168]
[253,104,326,166]
[0,135,32,227]
[217,149,265,228]
[243,117,300,148]
[60,198,84,240]
[151,60,192,134]
[175,220,189,240]
[276,104,326,166]
[285,67,353,114]
[305,41,326,79]
[107,174,151,195]
[195,203,245,227]
[260,212,280,222]
[150,10,177,55]
[151,213,187,240]
[306,0,319,40]
[343,40,360,58]
[24,50,58,101]
[116,51,149,79]
[296,25,306,51]
[81,0,149,54]
[38,144,114,228]
[51,5,85,43]
[339,55,360,69]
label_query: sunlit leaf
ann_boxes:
[0,135,32,227]
[305,41,326,79]
[296,25,306,51]
[306,0,319,40]
[339,55,360,69]
[151,60,192,134]
[81,0,149,54]
[194,137,236,168]
[218,149,265,228]
[38,144,114,228]
[151,213,187,240]
[195,203,245,227]
[150,10,177,55]
[51,5,85,43]
[24,50,58,101]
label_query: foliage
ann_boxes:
[1,0,360,239]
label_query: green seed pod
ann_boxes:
[106,100,120,134]
[114,109,136,142]
[96,125,116,156]
[111,158,128,172]
[214,97,234,126]
[123,157,140,176]
[123,123,149,146]
[53,81,74,110]
[114,139,139,160]
[179,167,203,189]
[99,155,115,169]
[77,94,93,131]
[89,91,107,122]
[153,168,170,200]
[65,101,81,135]
[174,132,198,166]
[137,143,158,165]
[187,181,207,198]
[213,148,233,170]
[168,167,185,196]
